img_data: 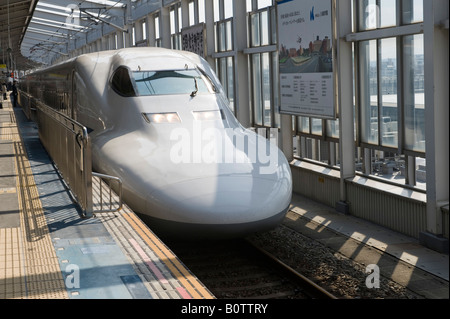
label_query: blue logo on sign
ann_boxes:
[310,6,315,21]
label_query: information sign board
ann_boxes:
[278,0,336,119]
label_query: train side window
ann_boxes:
[111,66,136,97]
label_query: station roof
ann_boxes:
[1,0,125,71]
[0,0,39,70]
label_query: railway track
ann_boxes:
[165,237,337,299]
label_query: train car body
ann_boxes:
[21,47,292,238]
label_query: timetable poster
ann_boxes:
[182,23,206,58]
[278,0,336,119]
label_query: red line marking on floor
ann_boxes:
[129,238,169,284]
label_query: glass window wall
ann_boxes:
[154,14,161,47]
[248,4,279,128]
[170,4,182,50]
[380,37,397,148]
[354,0,425,188]
[290,0,425,189]
[359,39,378,145]
[188,0,205,26]
[216,57,235,113]
[214,0,235,114]
[403,34,425,153]
[250,52,275,126]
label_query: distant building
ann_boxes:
[322,36,331,53]
[289,48,297,57]
[313,36,322,53]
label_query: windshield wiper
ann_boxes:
[190,77,198,97]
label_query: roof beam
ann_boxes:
[26,26,70,39]
[30,18,86,32]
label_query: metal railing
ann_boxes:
[17,91,37,121]
[34,99,122,217]
[92,172,123,213]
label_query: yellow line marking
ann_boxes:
[122,212,214,299]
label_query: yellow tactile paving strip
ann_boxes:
[0,228,26,299]
[1,121,19,141]
[122,212,215,299]
[0,102,68,299]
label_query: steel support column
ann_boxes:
[420,0,449,253]
[336,0,355,213]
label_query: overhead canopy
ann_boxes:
[0,0,39,70]
[1,0,126,71]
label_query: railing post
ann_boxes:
[81,128,93,218]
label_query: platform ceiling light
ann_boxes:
[86,0,125,7]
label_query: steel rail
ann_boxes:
[245,238,338,299]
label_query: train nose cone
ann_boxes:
[142,131,292,237]
[145,171,292,237]
[169,175,289,221]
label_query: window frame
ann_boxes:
[110,66,137,97]
[351,0,426,188]
[247,5,280,129]
[132,68,216,97]
[353,0,425,158]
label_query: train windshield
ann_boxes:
[133,69,215,96]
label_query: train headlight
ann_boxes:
[192,110,224,121]
[142,112,181,124]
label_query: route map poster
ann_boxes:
[277,0,336,119]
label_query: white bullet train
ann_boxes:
[21,47,292,238]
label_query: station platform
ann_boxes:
[0,98,214,299]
